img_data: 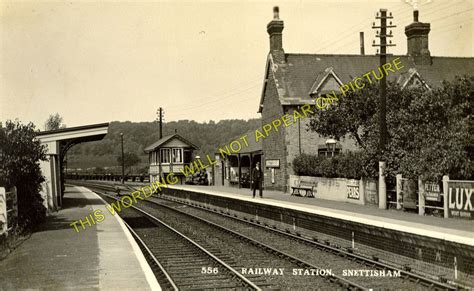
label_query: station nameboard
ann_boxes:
[265,159,280,168]
[447,181,473,220]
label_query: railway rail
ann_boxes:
[101,195,259,290]
[70,180,460,290]
[83,183,365,289]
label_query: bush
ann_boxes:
[293,152,365,179]
[0,121,47,230]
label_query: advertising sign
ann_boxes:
[447,181,473,220]
[401,179,417,209]
[424,182,441,202]
[346,181,360,199]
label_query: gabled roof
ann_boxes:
[258,54,474,111]
[144,134,199,153]
[308,67,344,96]
[398,68,431,90]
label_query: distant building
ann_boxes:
[259,8,474,191]
[144,134,198,184]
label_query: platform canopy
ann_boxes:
[36,122,109,156]
[36,122,109,211]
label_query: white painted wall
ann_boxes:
[289,175,378,205]
[38,141,59,212]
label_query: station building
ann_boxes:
[259,8,474,191]
[144,134,198,184]
[213,129,263,188]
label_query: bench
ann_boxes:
[291,180,317,198]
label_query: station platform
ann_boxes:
[92,179,472,245]
[170,184,473,246]
[0,186,160,290]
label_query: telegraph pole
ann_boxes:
[156,107,164,139]
[372,9,395,210]
[120,132,124,184]
[372,9,396,154]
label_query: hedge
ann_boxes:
[292,152,365,180]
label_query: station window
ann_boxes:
[318,148,341,157]
[160,148,171,164]
[172,148,183,163]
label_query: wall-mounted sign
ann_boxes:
[346,184,360,199]
[265,159,280,168]
[447,181,473,220]
[424,182,441,202]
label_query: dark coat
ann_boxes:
[251,167,262,182]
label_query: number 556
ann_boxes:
[201,267,219,274]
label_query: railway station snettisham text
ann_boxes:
[239,268,401,277]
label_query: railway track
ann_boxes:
[70,181,460,290]
[101,195,259,290]
[121,220,179,290]
[83,183,365,289]
[168,200,458,290]
[133,196,459,290]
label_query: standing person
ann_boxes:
[115,185,121,197]
[251,162,263,198]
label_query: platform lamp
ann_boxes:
[120,133,124,184]
[195,155,203,172]
[195,155,201,167]
[325,139,337,157]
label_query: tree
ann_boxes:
[308,76,473,181]
[0,120,47,229]
[387,76,472,180]
[44,113,66,131]
[117,152,141,173]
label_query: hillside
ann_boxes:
[67,119,261,173]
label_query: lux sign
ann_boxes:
[447,181,473,220]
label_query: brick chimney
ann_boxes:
[267,6,285,64]
[405,10,431,65]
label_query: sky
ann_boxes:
[1,0,472,130]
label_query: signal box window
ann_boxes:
[172,148,183,163]
[160,148,171,164]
